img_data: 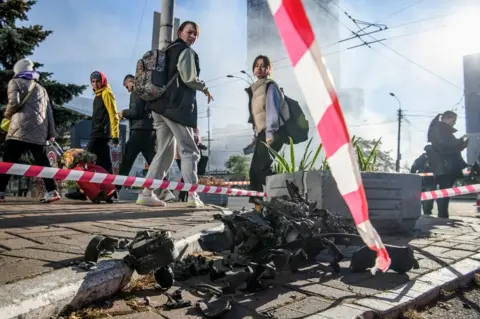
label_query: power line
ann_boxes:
[130,0,148,67]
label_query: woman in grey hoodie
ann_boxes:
[0,58,60,203]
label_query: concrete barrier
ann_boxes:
[266,171,422,234]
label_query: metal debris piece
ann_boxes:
[154,265,175,289]
[195,298,232,318]
[350,244,420,274]
[84,235,119,263]
[164,289,191,310]
[124,230,178,275]
[171,255,213,281]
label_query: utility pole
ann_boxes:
[396,108,403,172]
[207,106,211,172]
[159,0,175,49]
[389,93,402,172]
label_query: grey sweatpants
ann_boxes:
[146,113,199,185]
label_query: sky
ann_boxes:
[23,0,480,168]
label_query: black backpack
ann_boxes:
[267,82,309,144]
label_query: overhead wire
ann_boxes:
[130,0,148,67]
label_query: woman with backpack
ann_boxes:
[0,58,60,203]
[425,110,468,218]
[246,55,289,211]
[136,20,213,208]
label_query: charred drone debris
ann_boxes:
[78,180,419,317]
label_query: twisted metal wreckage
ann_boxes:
[83,181,419,318]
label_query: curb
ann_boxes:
[0,208,231,319]
[307,254,480,319]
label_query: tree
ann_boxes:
[0,0,88,146]
[225,154,250,179]
[356,138,395,172]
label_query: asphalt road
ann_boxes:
[227,196,252,211]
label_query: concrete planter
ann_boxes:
[266,171,422,234]
[198,193,229,207]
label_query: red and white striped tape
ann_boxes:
[0,162,265,197]
[421,183,480,201]
[417,170,470,177]
[224,181,250,186]
[267,0,390,273]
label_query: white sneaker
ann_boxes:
[41,190,61,203]
[136,192,167,207]
[154,188,176,202]
[186,192,204,208]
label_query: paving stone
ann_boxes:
[455,243,480,252]
[353,272,410,292]
[0,258,58,284]
[415,257,449,271]
[307,303,377,319]
[441,249,475,260]
[416,260,477,291]
[285,281,357,300]
[318,276,379,297]
[0,232,15,240]
[417,245,451,256]
[0,237,39,250]
[33,242,85,255]
[18,230,82,239]
[408,238,437,248]
[111,312,164,319]
[237,286,307,313]
[387,280,440,307]
[431,241,460,249]
[0,255,23,266]
[267,296,332,318]
[102,299,135,316]
[1,248,82,264]
[355,290,414,316]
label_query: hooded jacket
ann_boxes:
[426,121,467,177]
[122,90,153,131]
[91,72,119,142]
[5,77,55,145]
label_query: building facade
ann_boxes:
[463,53,480,164]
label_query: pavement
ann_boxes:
[0,196,232,319]
[1,196,480,319]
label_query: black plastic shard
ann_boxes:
[350,244,420,274]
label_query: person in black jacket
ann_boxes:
[136,21,213,208]
[117,74,175,202]
[425,111,469,218]
[411,146,436,215]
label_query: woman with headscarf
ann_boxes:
[0,58,60,203]
[425,110,469,218]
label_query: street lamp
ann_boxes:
[240,70,254,83]
[226,74,252,85]
[389,92,402,172]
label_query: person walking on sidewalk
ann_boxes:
[425,111,469,218]
[0,58,61,203]
[175,127,208,202]
[246,55,288,211]
[137,20,213,208]
[411,146,436,215]
[117,74,175,202]
[88,71,120,174]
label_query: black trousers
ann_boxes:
[0,139,57,193]
[118,130,155,178]
[87,137,112,174]
[421,178,437,215]
[435,174,456,218]
[249,130,285,203]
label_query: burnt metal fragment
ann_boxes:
[350,244,420,274]
[84,235,119,263]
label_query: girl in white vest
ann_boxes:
[246,55,289,211]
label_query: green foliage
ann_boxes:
[266,137,322,174]
[0,0,88,147]
[225,154,250,178]
[269,135,387,174]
